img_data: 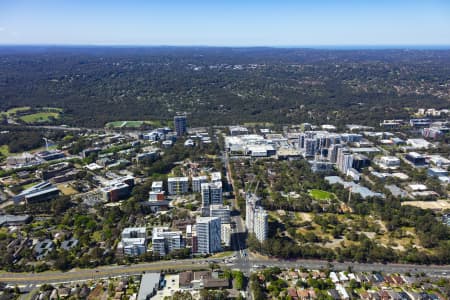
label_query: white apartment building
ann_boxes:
[254,207,268,242]
[151,181,163,192]
[192,175,208,192]
[209,204,231,224]
[167,177,189,195]
[121,227,147,256]
[151,227,183,256]
[245,193,258,233]
[201,182,223,207]
[210,172,222,183]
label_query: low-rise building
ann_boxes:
[428,167,448,178]
[34,239,54,260]
[379,156,401,169]
[13,181,60,204]
[121,227,147,256]
[0,214,32,227]
[405,152,426,166]
[137,273,162,300]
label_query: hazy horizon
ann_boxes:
[1,0,449,46]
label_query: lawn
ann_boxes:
[19,112,60,123]
[57,184,78,196]
[0,145,10,156]
[211,251,234,258]
[22,182,38,190]
[309,189,335,201]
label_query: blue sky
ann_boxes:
[0,0,449,46]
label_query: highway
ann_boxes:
[0,255,449,285]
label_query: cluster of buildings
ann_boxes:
[167,171,222,196]
[119,217,223,257]
[120,170,227,257]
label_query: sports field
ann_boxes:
[309,189,335,201]
[19,112,60,123]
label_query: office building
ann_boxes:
[336,148,353,174]
[328,144,343,163]
[174,115,187,136]
[36,150,65,161]
[427,168,448,178]
[405,152,426,166]
[101,182,131,202]
[196,217,221,254]
[229,126,249,136]
[100,176,135,202]
[303,138,317,157]
[151,227,183,256]
[309,160,334,173]
[167,177,189,195]
[37,162,72,180]
[422,127,444,139]
[379,156,401,168]
[351,154,370,171]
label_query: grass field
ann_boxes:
[105,120,164,128]
[57,183,78,196]
[309,189,335,201]
[19,112,60,123]
[0,145,10,156]
[21,182,38,190]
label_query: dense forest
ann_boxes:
[0,46,449,128]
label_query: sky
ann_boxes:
[0,0,450,47]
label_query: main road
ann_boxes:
[0,256,449,285]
